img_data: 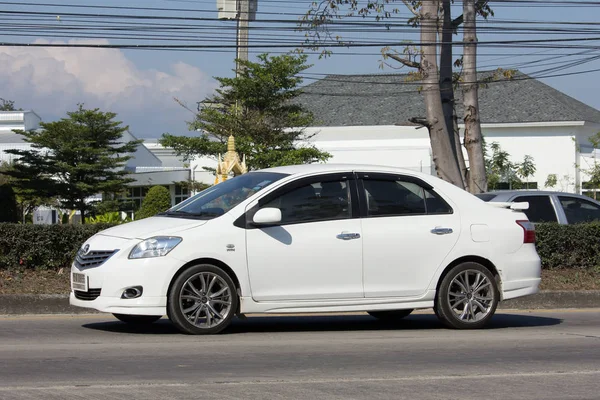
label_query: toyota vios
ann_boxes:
[70,164,541,334]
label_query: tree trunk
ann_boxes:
[420,1,464,188]
[462,0,487,193]
[440,0,468,188]
[80,206,86,224]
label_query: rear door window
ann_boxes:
[558,196,600,224]
[513,195,558,223]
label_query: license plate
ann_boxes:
[72,272,88,292]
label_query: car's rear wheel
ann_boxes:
[112,314,162,324]
[368,309,414,320]
[168,264,238,335]
[435,262,499,329]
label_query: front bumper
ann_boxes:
[69,236,184,316]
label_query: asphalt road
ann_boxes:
[1,310,599,400]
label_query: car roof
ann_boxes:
[260,163,430,177]
[482,190,585,197]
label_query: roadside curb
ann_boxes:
[498,290,600,310]
[0,294,96,315]
[1,291,599,315]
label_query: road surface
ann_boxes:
[1,310,599,399]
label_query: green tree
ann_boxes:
[545,174,558,189]
[4,105,140,223]
[485,142,521,190]
[0,161,49,222]
[517,155,537,189]
[136,186,172,220]
[0,98,18,111]
[160,53,330,171]
[0,184,18,223]
[583,132,600,199]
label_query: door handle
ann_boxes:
[431,227,453,235]
[337,232,361,240]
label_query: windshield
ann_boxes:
[161,172,288,219]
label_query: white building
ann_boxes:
[0,111,192,212]
[0,110,41,164]
[294,71,600,194]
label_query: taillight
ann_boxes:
[517,220,536,243]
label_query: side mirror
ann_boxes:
[252,208,282,226]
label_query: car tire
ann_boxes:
[368,309,414,320]
[168,264,238,335]
[112,314,162,324]
[435,262,499,329]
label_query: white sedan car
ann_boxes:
[70,164,541,334]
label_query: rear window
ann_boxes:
[475,194,497,202]
[513,195,558,223]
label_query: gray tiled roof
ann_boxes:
[0,132,26,144]
[297,71,600,127]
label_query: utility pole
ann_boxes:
[217,0,256,76]
[235,0,250,76]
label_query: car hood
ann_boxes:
[96,216,208,240]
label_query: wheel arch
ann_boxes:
[435,255,503,300]
[167,258,242,312]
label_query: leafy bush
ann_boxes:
[0,223,112,270]
[536,223,600,271]
[136,186,171,220]
[1,221,598,273]
[85,211,131,225]
[0,184,18,223]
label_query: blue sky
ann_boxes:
[1,0,599,139]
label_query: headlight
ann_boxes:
[129,236,182,259]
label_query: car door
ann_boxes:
[244,173,364,301]
[357,173,461,298]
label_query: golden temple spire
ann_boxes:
[214,134,248,184]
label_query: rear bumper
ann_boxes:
[502,278,541,300]
[500,244,542,301]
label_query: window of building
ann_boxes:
[175,185,190,205]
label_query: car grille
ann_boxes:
[74,250,118,269]
[74,288,102,301]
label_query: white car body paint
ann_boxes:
[70,164,541,317]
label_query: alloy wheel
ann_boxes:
[179,271,233,329]
[447,269,495,323]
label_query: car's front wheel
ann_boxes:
[112,314,162,324]
[168,264,238,335]
[435,262,499,329]
[368,309,414,320]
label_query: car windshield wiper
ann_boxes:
[159,210,222,218]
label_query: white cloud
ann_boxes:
[0,39,215,137]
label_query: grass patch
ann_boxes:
[0,268,71,295]
[540,269,600,291]
[1,268,599,295]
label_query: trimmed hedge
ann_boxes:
[1,222,600,272]
[535,223,600,271]
[0,223,112,270]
